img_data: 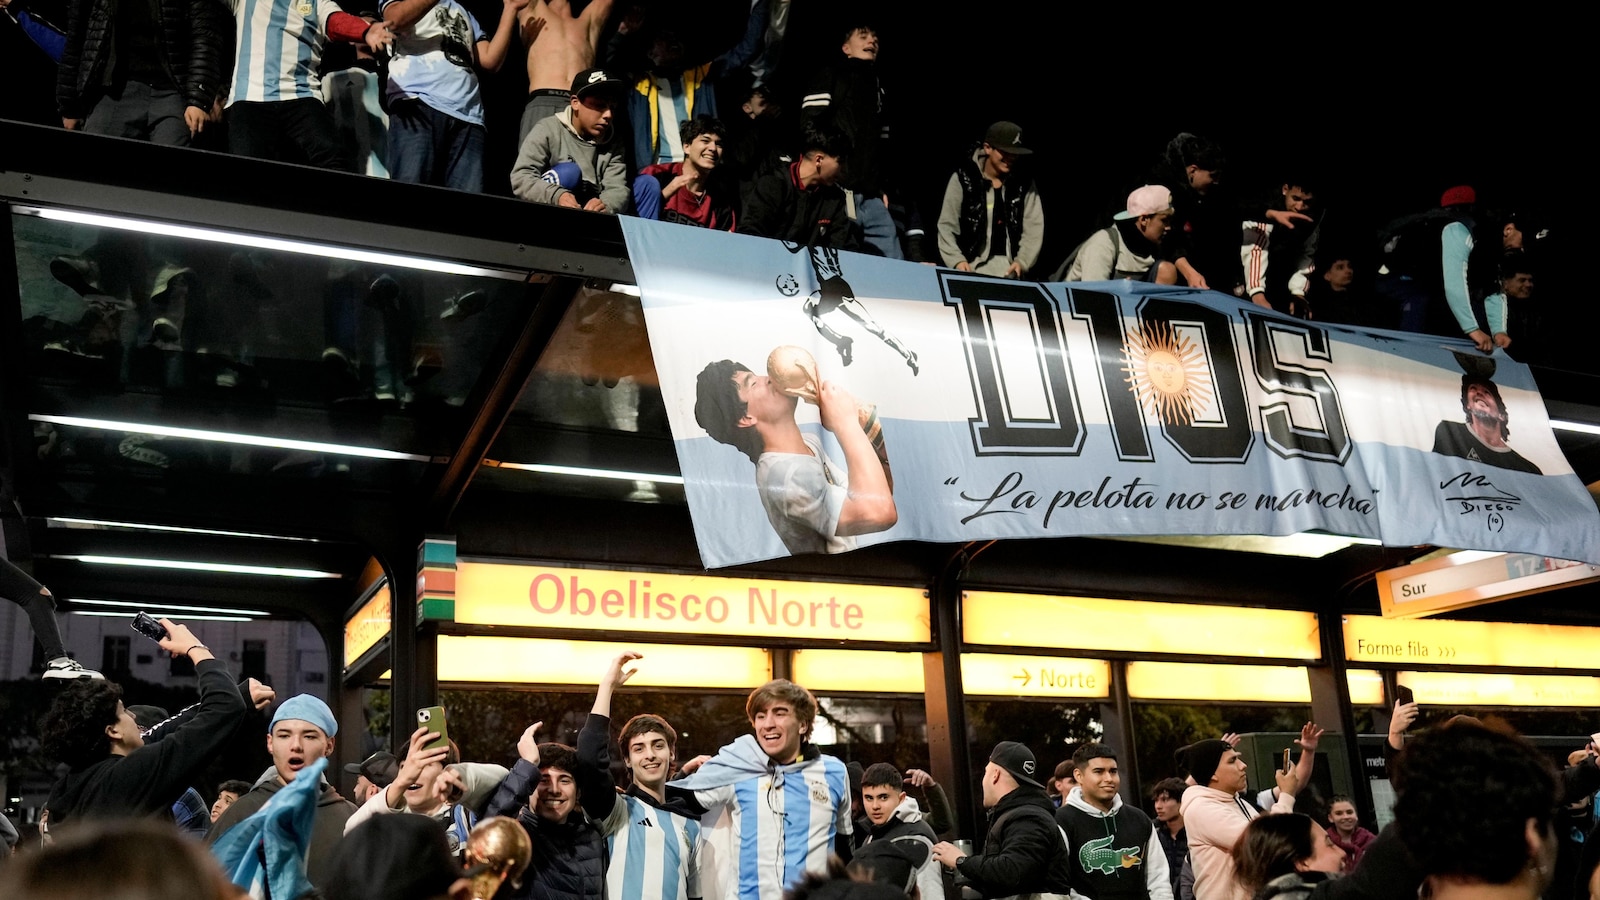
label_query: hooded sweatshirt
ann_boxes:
[206,767,357,887]
[1054,786,1172,900]
[957,785,1073,899]
[511,104,631,213]
[45,658,247,829]
[1179,786,1292,900]
[862,794,943,900]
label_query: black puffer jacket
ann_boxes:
[955,786,1073,899]
[483,758,610,900]
[56,0,231,118]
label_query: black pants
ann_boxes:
[227,98,354,172]
[1,554,66,660]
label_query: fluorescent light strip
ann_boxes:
[71,598,272,616]
[71,610,254,623]
[498,461,685,485]
[48,554,342,579]
[23,206,526,281]
[46,516,320,543]
[29,414,430,462]
[1551,419,1600,436]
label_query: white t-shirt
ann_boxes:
[380,0,486,125]
[754,433,854,555]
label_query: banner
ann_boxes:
[620,220,1600,570]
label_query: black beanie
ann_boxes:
[1177,739,1231,787]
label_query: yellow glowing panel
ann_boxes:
[961,653,1110,698]
[1345,669,1385,706]
[1344,615,1600,670]
[455,563,930,643]
[1128,662,1310,703]
[792,650,925,693]
[1399,671,1600,708]
[344,583,391,668]
[436,636,771,688]
[963,591,1320,660]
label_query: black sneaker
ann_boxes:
[367,274,400,312]
[440,290,487,321]
[49,256,100,297]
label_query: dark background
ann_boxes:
[1,3,1578,293]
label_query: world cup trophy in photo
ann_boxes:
[767,345,884,453]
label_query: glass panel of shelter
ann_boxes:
[12,209,525,423]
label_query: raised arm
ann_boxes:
[110,621,248,813]
[476,0,527,73]
[1290,721,1322,797]
[817,381,896,535]
[382,0,442,33]
[903,769,955,837]
[575,653,640,820]
[484,723,543,819]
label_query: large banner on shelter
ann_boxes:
[620,220,1600,569]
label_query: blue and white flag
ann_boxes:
[212,757,326,900]
[621,219,1600,569]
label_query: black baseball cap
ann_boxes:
[571,67,627,100]
[982,121,1032,156]
[344,750,400,789]
[989,740,1044,788]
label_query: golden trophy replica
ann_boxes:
[465,815,532,900]
[766,345,884,453]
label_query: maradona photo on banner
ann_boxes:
[694,344,897,555]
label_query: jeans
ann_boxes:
[386,100,485,193]
[853,192,902,260]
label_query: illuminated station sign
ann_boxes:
[454,562,931,643]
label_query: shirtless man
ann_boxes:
[518,0,614,141]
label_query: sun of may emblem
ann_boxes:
[1121,320,1214,426]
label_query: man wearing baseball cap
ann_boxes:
[511,67,631,214]
[936,121,1044,280]
[930,741,1072,898]
[1063,186,1178,283]
[345,750,400,803]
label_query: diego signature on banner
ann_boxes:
[620,220,1600,569]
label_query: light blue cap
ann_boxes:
[269,694,338,738]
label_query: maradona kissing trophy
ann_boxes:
[766,345,884,452]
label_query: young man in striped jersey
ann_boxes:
[669,678,853,900]
[578,651,703,900]
[224,0,394,169]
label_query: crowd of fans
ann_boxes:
[2,601,1599,900]
[0,0,1560,371]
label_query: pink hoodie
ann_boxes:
[1178,785,1295,900]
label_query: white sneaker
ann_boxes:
[43,657,104,680]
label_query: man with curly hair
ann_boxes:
[1393,722,1562,899]
[40,617,265,828]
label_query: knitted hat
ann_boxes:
[1440,185,1476,208]
[1177,739,1231,787]
[271,695,338,738]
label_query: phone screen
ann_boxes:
[131,612,168,643]
[418,706,449,752]
[1281,747,1292,772]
